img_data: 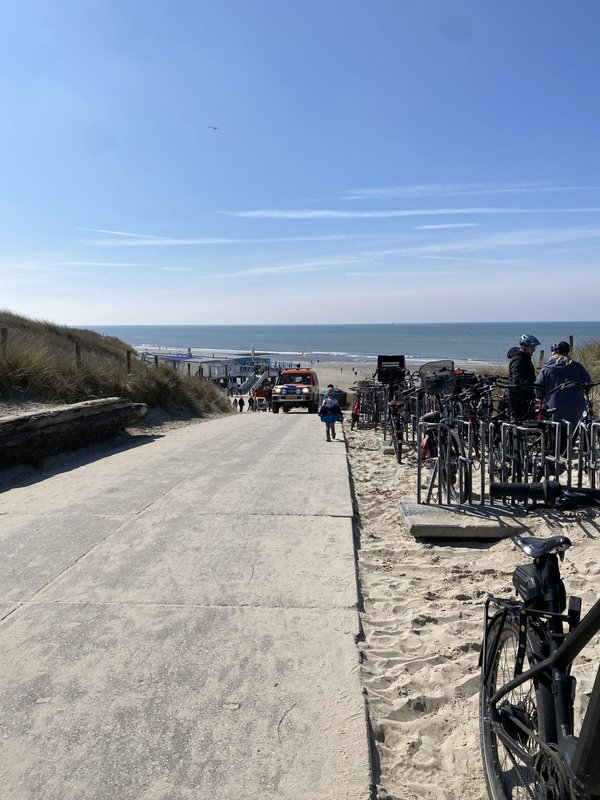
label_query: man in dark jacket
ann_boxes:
[507,334,541,420]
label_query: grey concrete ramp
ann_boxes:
[400,500,532,539]
[0,414,369,800]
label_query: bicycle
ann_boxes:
[479,482,600,800]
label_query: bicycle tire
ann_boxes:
[440,429,470,503]
[480,616,543,800]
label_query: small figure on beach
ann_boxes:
[318,387,343,442]
[187,347,192,358]
[506,334,540,420]
[535,341,591,428]
[238,397,245,412]
[248,395,255,412]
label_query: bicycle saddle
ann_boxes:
[512,535,572,558]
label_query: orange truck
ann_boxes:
[271,368,320,414]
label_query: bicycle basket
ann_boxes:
[418,360,456,395]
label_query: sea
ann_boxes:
[87,322,600,367]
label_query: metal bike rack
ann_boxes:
[592,422,600,489]
[417,420,474,506]
[353,383,386,429]
[456,418,476,505]
[543,420,572,485]
[498,423,546,507]
[575,421,600,489]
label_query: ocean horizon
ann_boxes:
[86,322,600,366]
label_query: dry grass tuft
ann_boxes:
[0,309,231,415]
[573,339,600,382]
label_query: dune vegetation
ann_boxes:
[573,339,600,382]
[0,310,231,416]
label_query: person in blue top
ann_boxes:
[534,341,591,428]
[318,387,343,442]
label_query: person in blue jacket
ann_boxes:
[318,387,343,442]
[534,341,591,428]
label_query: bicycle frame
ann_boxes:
[482,595,600,796]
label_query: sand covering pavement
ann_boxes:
[0,411,370,800]
[1,395,600,800]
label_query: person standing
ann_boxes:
[506,334,540,420]
[318,387,343,442]
[534,341,591,428]
[238,396,245,412]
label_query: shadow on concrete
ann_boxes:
[0,430,163,492]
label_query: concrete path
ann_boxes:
[0,412,371,800]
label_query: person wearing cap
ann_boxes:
[534,341,591,428]
[506,334,541,420]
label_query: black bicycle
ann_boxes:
[479,489,600,798]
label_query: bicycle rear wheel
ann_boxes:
[480,617,542,800]
[440,429,470,503]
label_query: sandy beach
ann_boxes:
[345,419,600,800]
[1,396,599,800]
[312,361,378,392]
[310,360,504,395]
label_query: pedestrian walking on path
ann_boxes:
[318,387,343,441]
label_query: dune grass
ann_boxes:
[573,339,600,382]
[0,310,231,416]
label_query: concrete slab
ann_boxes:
[38,514,358,608]
[0,513,124,602]
[149,468,353,518]
[0,603,369,800]
[400,501,532,540]
[0,411,370,799]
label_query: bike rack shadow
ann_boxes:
[526,507,600,540]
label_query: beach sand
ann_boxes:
[312,361,377,393]
[311,359,505,395]
[345,420,600,800]
[2,396,598,800]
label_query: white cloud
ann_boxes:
[415,223,480,230]
[80,228,410,247]
[59,261,153,267]
[340,182,600,200]
[209,254,363,278]
[223,207,600,220]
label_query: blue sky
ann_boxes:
[1,0,600,325]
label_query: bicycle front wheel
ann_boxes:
[480,617,542,800]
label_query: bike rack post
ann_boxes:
[592,422,600,489]
[456,418,474,505]
[416,420,424,504]
[499,423,545,508]
[543,420,571,484]
[488,422,496,507]
[417,420,444,505]
[479,419,487,505]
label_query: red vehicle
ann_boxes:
[271,368,319,414]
